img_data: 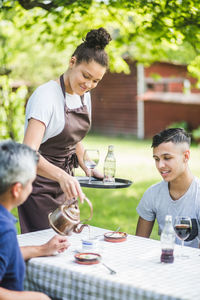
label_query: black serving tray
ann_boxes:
[76,176,132,189]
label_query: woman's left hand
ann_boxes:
[85,168,104,179]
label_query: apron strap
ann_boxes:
[80,95,84,105]
[60,74,66,99]
[60,73,85,104]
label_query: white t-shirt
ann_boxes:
[25,80,91,143]
[136,177,200,248]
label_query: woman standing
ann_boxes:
[18,28,112,233]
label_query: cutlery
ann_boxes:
[94,226,121,239]
[98,259,116,275]
[108,226,121,237]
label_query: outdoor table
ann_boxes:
[18,226,200,300]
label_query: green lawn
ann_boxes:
[13,134,200,240]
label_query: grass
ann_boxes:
[13,133,200,240]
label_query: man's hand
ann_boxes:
[21,235,70,260]
[41,235,70,256]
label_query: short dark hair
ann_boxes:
[152,128,191,148]
[72,27,112,68]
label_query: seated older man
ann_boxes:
[0,140,70,300]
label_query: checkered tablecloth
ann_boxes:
[18,226,200,300]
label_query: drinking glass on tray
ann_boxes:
[174,216,192,259]
[83,149,99,184]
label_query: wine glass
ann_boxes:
[83,149,99,184]
[174,216,192,259]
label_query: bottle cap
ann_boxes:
[108,145,114,151]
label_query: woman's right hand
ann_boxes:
[58,171,85,203]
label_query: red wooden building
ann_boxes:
[91,61,200,138]
[91,61,138,136]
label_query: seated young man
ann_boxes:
[136,128,200,248]
[0,140,70,300]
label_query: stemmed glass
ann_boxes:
[83,149,99,184]
[174,216,192,259]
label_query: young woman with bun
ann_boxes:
[18,27,112,233]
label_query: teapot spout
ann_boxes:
[73,224,89,233]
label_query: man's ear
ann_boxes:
[184,149,190,162]
[69,56,77,68]
[11,182,22,199]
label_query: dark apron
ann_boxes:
[18,75,90,233]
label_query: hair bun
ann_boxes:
[85,27,112,50]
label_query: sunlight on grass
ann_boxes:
[14,133,200,241]
[75,134,200,240]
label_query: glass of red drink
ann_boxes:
[174,216,192,258]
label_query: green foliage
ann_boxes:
[1,0,200,86]
[192,126,200,142]
[167,121,189,132]
[0,6,70,85]
[188,55,200,88]
[1,0,93,13]
[0,75,27,141]
[167,122,200,143]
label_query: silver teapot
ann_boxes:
[48,197,93,236]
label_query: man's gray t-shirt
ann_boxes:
[136,177,200,248]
